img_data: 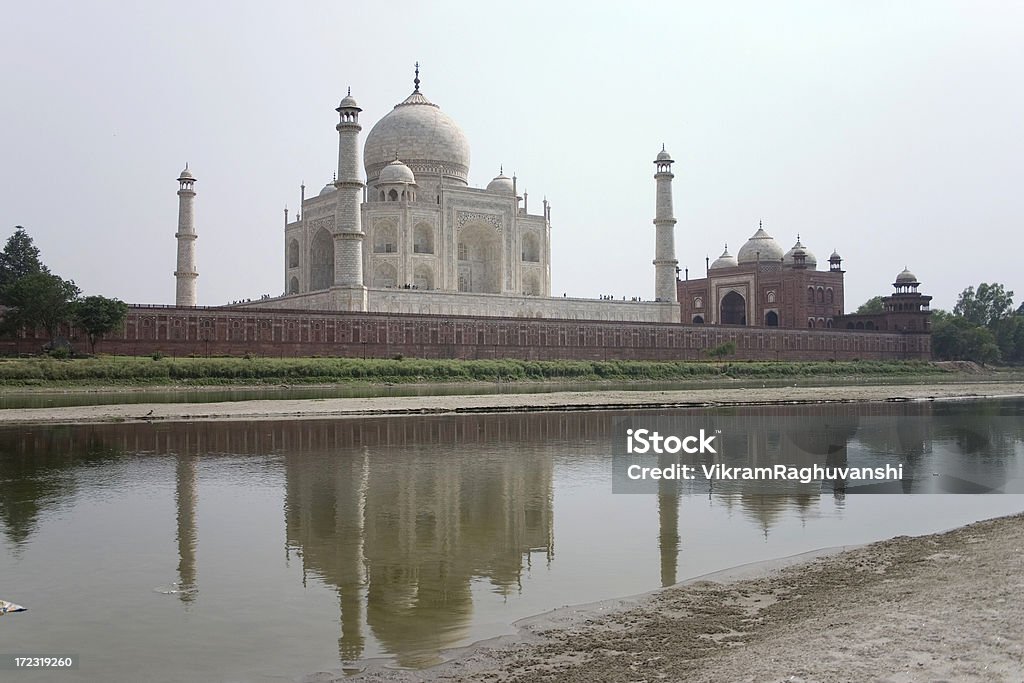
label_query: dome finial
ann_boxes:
[347,86,351,96]
[500,164,503,175]
[414,61,420,92]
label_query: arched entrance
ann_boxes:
[309,228,333,291]
[764,310,779,327]
[720,291,746,325]
[457,223,501,293]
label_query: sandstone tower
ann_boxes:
[653,146,678,303]
[333,88,368,311]
[174,165,198,306]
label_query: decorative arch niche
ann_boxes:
[456,223,501,294]
[309,228,333,291]
[373,261,397,288]
[522,232,540,262]
[720,291,746,325]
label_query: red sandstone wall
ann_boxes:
[0,305,932,361]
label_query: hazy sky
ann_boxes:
[2,1,1021,312]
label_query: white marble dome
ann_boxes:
[363,89,471,187]
[709,245,738,270]
[379,158,416,185]
[337,92,359,110]
[318,182,336,196]
[783,236,817,269]
[737,227,784,264]
[486,171,514,194]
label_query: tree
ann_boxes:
[930,311,965,361]
[706,341,736,359]
[963,325,1001,366]
[1,273,80,343]
[856,296,885,314]
[953,283,1015,328]
[930,310,1002,365]
[72,295,129,353]
[0,226,49,291]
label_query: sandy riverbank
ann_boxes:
[0,380,1021,425]
[307,512,1024,682]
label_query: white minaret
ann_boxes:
[653,146,678,303]
[174,165,198,306]
[333,88,367,311]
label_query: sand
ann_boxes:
[306,513,1024,682]
[1,380,1022,425]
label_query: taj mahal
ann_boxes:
[175,66,682,324]
[168,66,930,341]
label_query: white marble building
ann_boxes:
[198,67,679,323]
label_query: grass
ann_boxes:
[0,355,948,388]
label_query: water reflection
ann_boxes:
[175,452,198,603]
[0,399,1022,671]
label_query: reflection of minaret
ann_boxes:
[336,452,368,662]
[175,452,197,603]
[657,479,680,587]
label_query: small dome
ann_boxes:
[337,92,360,110]
[378,158,416,185]
[783,236,817,269]
[829,250,842,261]
[709,245,738,270]
[656,146,672,161]
[895,267,918,284]
[737,226,785,264]
[486,171,514,194]
[178,166,193,179]
[318,182,336,197]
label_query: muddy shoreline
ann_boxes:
[0,380,1021,425]
[309,513,1024,682]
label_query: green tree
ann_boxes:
[930,311,965,361]
[953,283,1015,328]
[706,341,737,359]
[1,273,80,344]
[856,296,885,314]
[0,226,49,291]
[72,295,129,353]
[963,325,1001,365]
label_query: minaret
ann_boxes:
[333,88,367,311]
[174,165,198,306]
[653,145,678,303]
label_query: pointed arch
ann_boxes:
[522,232,540,262]
[373,261,397,288]
[309,228,333,291]
[720,291,746,325]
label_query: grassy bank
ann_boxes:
[0,355,948,388]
